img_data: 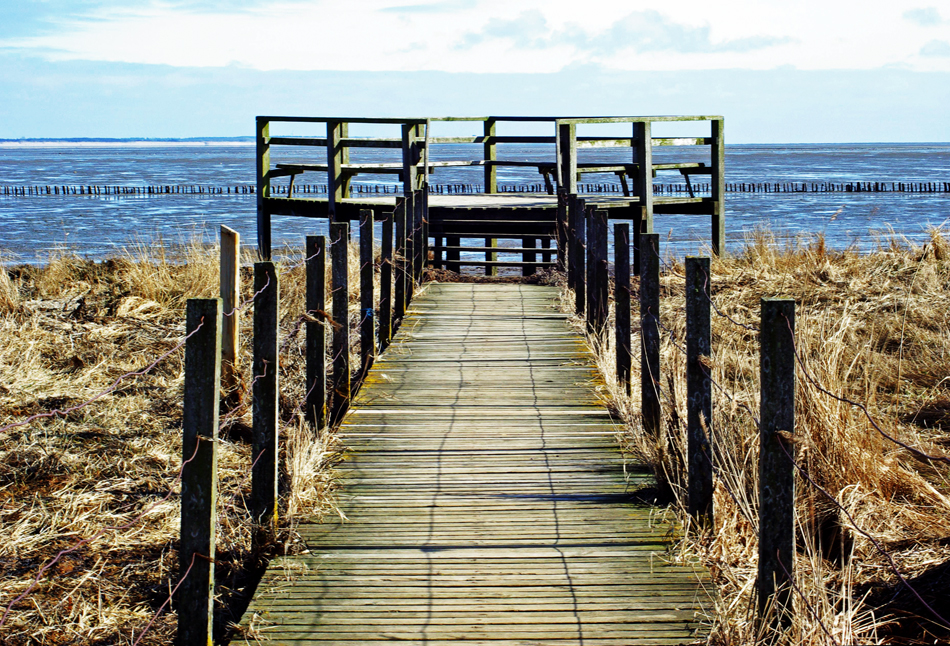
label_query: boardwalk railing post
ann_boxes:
[485,237,497,276]
[360,209,376,379]
[571,197,586,317]
[379,212,394,350]
[256,117,272,260]
[614,224,632,395]
[758,298,796,638]
[484,118,497,194]
[711,118,726,256]
[640,233,661,438]
[394,198,408,324]
[330,222,351,426]
[403,192,415,302]
[686,257,713,526]
[220,225,240,393]
[252,262,279,538]
[556,189,569,271]
[587,209,609,335]
[180,298,221,646]
[523,236,537,276]
[633,121,654,276]
[413,189,425,283]
[306,235,327,430]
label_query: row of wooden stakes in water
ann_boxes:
[3,180,949,198]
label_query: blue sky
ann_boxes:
[1,1,949,142]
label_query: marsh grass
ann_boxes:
[563,229,950,645]
[0,236,372,644]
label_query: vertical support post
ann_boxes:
[556,189,569,270]
[587,209,608,334]
[306,236,327,430]
[340,122,351,199]
[360,209,376,379]
[220,226,240,392]
[330,223,351,426]
[484,118,497,194]
[251,262,279,537]
[522,237,537,276]
[379,212,394,350]
[404,191,415,297]
[401,123,419,194]
[179,298,221,646]
[327,120,344,223]
[686,257,713,526]
[556,122,578,194]
[446,235,461,272]
[255,117,271,259]
[572,197,586,317]
[614,224,631,396]
[413,189,425,283]
[485,237,497,276]
[640,233,661,438]
[758,298,796,635]
[541,237,553,264]
[394,199,407,323]
[711,118,726,256]
[633,121,654,276]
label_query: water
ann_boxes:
[0,141,948,262]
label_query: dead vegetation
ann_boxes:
[0,237,371,645]
[567,229,950,645]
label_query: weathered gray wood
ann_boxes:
[633,122,654,276]
[360,210,376,379]
[685,257,713,526]
[446,235,461,272]
[571,196,586,316]
[394,199,407,323]
[522,237,537,276]
[412,189,425,283]
[219,225,240,393]
[556,122,577,194]
[327,120,344,222]
[404,192,415,302]
[255,118,271,259]
[180,298,221,646]
[379,213,393,350]
[587,209,609,335]
[241,284,708,643]
[556,189,568,270]
[614,224,631,396]
[331,223,351,426]
[639,234,661,438]
[485,237,497,276]
[252,262,279,536]
[711,118,726,256]
[758,298,796,635]
[306,235,327,430]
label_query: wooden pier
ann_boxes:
[240,283,708,644]
[255,115,725,267]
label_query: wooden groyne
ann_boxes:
[5,180,949,199]
[240,283,709,644]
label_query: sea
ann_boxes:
[1,141,949,263]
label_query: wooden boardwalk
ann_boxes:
[241,283,708,645]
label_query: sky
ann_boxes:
[1,1,949,142]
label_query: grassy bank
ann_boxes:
[0,240,372,644]
[567,230,950,644]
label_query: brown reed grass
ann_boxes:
[564,229,950,645]
[0,236,370,645]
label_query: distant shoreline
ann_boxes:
[0,137,254,147]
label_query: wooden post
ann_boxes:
[220,226,240,392]
[327,120,344,223]
[394,199,407,323]
[640,233,661,438]
[588,209,609,334]
[686,257,713,526]
[360,209,376,378]
[485,237,497,276]
[556,122,577,194]
[446,235,461,272]
[401,124,419,195]
[330,223,351,426]
[634,122,654,276]
[523,237,537,276]
[758,298,796,635]
[556,189,569,270]
[572,197,586,317]
[306,236,327,430]
[541,237,553,264]
[339,122,351,199]
[251,262,279,536]
[255,117,271,259]
[413,189,425,283]
[404,191,415,299]
[379,212,393,350]
[179,298,221,646]
[614,224,632,395]
[484,118,497,194]
[711,118,726,256]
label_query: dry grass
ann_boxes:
[565,229,950,645]
[0,235,373,645]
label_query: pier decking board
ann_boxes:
[241,284,708,645]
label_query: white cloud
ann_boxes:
[921,39,950,56]
[1,0,949,73]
